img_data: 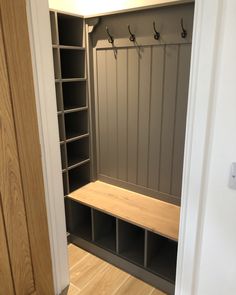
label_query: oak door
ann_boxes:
[0,0,54,294]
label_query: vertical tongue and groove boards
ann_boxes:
[96,44,191,205]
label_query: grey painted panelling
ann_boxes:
[106,49,118,178]
[159,45,179,194]
[137,47,151,186]
[117,49,128,181]
[148,46,165,191]
[96,44,190,203]
[127,48,139,184]
[97,50,109,175]
[171,44,191,197]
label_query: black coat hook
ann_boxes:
[153,21,160,40]
[128,25,135,42]
[180,18,187,38]
[106,26,114,44]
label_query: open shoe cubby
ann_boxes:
[66,136,89,167]
[65,199,92,241]
[93,210,116,252]
[118,220,145,266]
[147,232,178,283]
[57,13,83,46]
[64,110,88,139]
[60,49,85,79]
[62,81,87,110]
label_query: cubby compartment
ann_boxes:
[62,171,68,196]
[147,232,178,283]
[64,110,88,139]
[68,162,90,192]
[118,220,145,266]
[53,48,60,79]
[49,11,57,45]
[62,81,87,110]
[65,199,92,240]
[55,83,63,111]
[93,210,116,252]
[58,114,65,141]
[60,143,67,169]
[66,137,89,167]
[57,13,83,46]
[60,49,85,79]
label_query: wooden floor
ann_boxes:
[69,181,180,241]
[62,244,166,295]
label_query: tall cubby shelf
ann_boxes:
[50,11,90,195]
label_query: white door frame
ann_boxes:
[26,1,69,294]
[26,0,222,294]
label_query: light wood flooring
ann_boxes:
[62,244,166,295]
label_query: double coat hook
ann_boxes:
[180,18,187,38]
[105,26,114,44]
[153,21,160,40]
[128,25,136,42]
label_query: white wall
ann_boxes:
[48,0,192,16]
[194,0,236,294]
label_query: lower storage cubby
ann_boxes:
[68,162,90,192]
[118,220,145,266]
[93,210,116,252]
[65,199,92,241]
[147,231,178,283]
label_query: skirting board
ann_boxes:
[70,234,175,295]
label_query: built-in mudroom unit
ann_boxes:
[50,2,194,294]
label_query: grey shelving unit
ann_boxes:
[50,11,90,195]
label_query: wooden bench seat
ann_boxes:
[69,181,180,241]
